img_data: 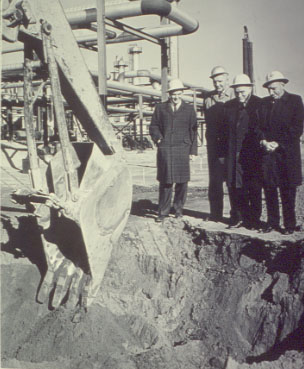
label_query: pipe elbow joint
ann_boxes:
[141,0,171,17]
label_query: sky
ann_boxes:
[177,0,304,97]
[2,0,304,98]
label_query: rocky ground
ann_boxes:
[1,182,304,369]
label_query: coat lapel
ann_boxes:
[165,102,174,130]
[165,101,174,116]
[274,92,289,122]
[231,100,239,133]
[177,100,186,114]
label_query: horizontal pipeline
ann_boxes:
[3,0,198,52]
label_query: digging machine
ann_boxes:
[2,0,133,309]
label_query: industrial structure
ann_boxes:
[2,0,206,150]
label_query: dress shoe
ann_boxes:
[228,220,244,229]
[155,215,166,223]
[262,225,281,233]
[228,217,241,227]
[248,221,263,231]
[208,215,223,222]
[281,225,301,235]
[281,228,294,235]
[175,213,183,219]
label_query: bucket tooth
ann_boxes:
[65,269,84,309]
[51,260,75,308]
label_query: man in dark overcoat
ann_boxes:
[257,71,304,234]
[204,66,234,222]
[149,79,197,222]
[219,74,262,229]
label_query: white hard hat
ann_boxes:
[209,66,228,79]
[263,71,289,88]
[167,79,187,92]
[230,74,253,88]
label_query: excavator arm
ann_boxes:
[3,0,132,310]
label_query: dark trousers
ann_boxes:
[264,186,297,229]
[207,146,225,220]
[228,180,262,225]
[158,182,188,216]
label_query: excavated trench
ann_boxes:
[1,212,304,369]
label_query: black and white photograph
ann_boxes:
[1,0,304,368]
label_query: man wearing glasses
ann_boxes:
[149,79,197,222]
[219,74,262,229]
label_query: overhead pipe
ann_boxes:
[2,32,115,54]
[2,64,204,105]
[3,0,198,53]
[2,61,41,72]
[66,0,198,44]
[118,69,209,92]
[92,78,204,105]
[2,78,204,106]
[1,84,149,106]
[107,106,152,116]
[65,1,198,34]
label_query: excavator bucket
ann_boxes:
[78,145,132,303]
[4,0,133,308]
[33,143,132,309]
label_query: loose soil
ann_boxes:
[1,185,304,369]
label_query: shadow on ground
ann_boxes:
[130,198,222,222]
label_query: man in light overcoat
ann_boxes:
[149,79,197,222]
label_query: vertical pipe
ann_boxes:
[243,26,249,76]
[24,45,41,188]
[243,38,249,76]
[161,40,169,102]
[128,46,142,85]
[169,0,179,78]
[192,89,201,145]
[193,88,197,113]
[138,94,144,146]
[133,118,137,141]
[161,16,169,102]
[97,0,107,108]
[247,41,254,83]
[128,48,134,83]
[6,103,13,141]
[243,26,254,92]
